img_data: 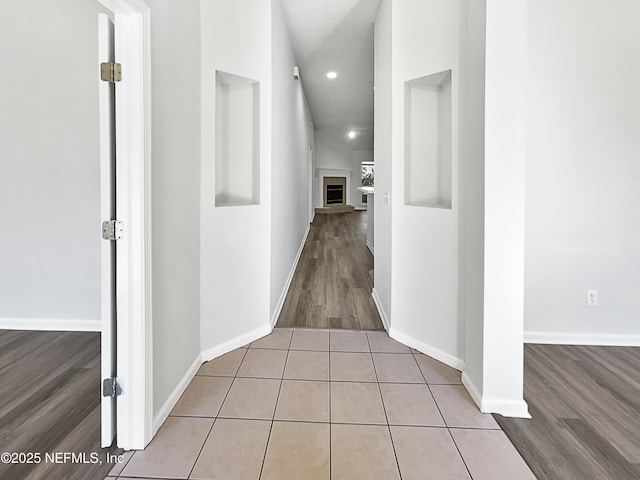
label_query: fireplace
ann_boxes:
[323,176,346,206]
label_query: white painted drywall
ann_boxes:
[389,0,461,363]
[215,72,260,206]
[375,0,527,416]
[405,86,439,205]
[146,0,203,421]
[0,0,109,326]
[524,0,640,345]
[270,0,316,323]
[373,0,392,326]
[480,0,528,417]
[458,0,487,398]
[200,0,273,354]
[404,74,452,208]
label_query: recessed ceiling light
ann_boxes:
[327,71,337,79]
[348,131,356,139]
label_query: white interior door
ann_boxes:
[99,13,117,448]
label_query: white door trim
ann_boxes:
[97,0,153,450]
[98,12,116,448]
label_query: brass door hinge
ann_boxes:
[100,62,122,83]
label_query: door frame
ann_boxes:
[97,0,152,450]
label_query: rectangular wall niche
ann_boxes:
[215,70,260,206]
[404,70,452,208]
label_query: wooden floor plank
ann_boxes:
[494,344,640,480]
[0,330,122,480]
[276,211,383,330]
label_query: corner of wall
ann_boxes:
[390,327,465,371]
[270,223,311,327]
[152,353,203,435]
[201,324,271,363]
[371,288,391,331]
[462,371,530,418]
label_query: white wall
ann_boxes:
[270,0,316,324]
[0,0,204,423]
[458,0,487,399]
[375,0,528,417]
[0,0,109,328]
[146,0,202,422]
[388,0,462,367]
[524,0,640,345]
[215,72,260,206]
[314,127,373,209]
[478,0,528,417]
[200,0,273,357]
[373,0,393,327]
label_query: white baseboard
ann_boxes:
[483,398,531,418]
[366,241,374,255]
[0,317,101,332]
[371,288,390,332]
[152,354,203,435]
[524,331,640,347]
[461,371,531,419]
[270,224,311,327]
[390,328,465,371]
[461,371,482,409]
[201,324,272,363]
[355,206,367,211]
[161,324,272,435]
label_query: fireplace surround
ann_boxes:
[316,168,352,208]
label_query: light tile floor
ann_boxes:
[107,328,536,480]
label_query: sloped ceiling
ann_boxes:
[280,0,381,146]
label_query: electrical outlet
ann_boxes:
[586,289,598,306]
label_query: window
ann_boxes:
[361,161,374,186]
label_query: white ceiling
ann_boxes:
[280,0,381,141]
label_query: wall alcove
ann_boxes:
[404,69,452,209]
[215,70,260,206]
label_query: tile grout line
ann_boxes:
[410,351,447,426]
[411,351,474,479]
[166,415,484,429]
[447,428,475,480]
[257,329,293,480]
[199,373,447,385]
[367,331,403,480]
[186,416,216,480]
[111,447,135,478]
[185,346,250,479]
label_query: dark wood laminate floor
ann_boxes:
[0,330,122,480]
[276,211,383,330]
[494,344,640,480]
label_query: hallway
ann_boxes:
[276,211,383,330]
[107,328,535,479]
